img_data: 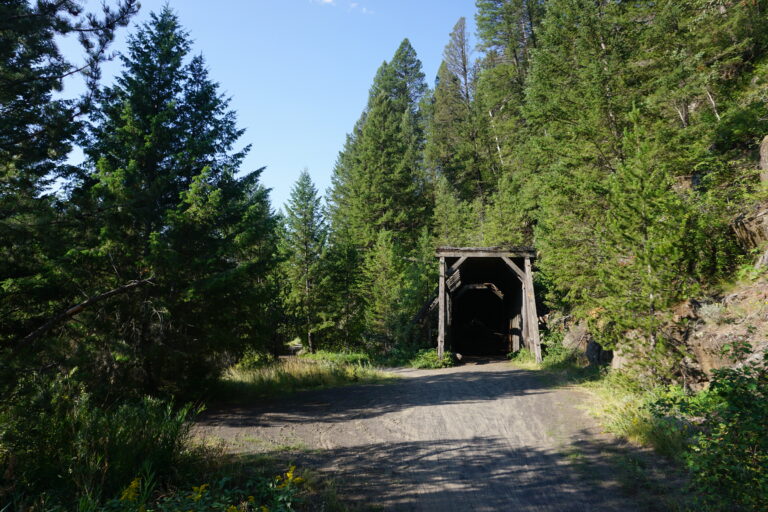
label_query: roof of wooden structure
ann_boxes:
[436,246,536,258]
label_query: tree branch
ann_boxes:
[17,277,155,347]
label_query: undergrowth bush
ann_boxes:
[583,346,767,510]
[585,372,690,461]
[0,373,198,509]
[375,346,455,369]
[99,464,307,512]
[683,350,768,511]
[406,348,455,369]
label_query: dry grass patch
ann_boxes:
[213,357,396,404]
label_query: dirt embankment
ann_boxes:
[197,360,647,511]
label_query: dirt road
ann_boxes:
[197,359,642,511]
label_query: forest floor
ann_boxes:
[196,358,658,511]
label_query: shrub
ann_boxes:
[586,371,689,461]
[508,348,536,366]
[101,464,307,512]
[375,346,455,369]
[685,350,768,511]
[0,373,198,509]
[407,348,455,369]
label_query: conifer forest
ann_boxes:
[1,1,767,510]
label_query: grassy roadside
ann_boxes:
[510,340,768,511]
[212,356,397,405]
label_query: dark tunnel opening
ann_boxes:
[452,288,507,355]
[446,256,525,357]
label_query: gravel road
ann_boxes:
[196,359,643,511]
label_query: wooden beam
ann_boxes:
[524,257,542,363]
[449,256,468,273]
[447,269,462,292]
[436,246,536,259]
[454,283,504,301]
[438,257,446,360]
[500,256,525,282]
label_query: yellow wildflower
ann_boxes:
[119,477,141,502]
[189,483,210,502]
[226,506,239,512]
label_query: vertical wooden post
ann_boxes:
[521,280,528,349]
[524,257,542,363]
[511,312,521,352]
[438,256,446,360]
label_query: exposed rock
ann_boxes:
[586,339,610,366]
[608,344,629,370]
[732,200,768,267]
[561,320,612,365]
[562,321,590,352]
[672,298,700,322]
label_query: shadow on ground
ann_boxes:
[255,433,658,511]
[198,363,677,511]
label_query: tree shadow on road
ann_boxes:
[245,433,669,512]
[199,366,559,427]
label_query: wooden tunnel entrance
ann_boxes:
[419,247,542,363]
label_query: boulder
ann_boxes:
[732,200,768,267]
[562,321,590,352]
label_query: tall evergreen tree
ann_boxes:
[283,170,326,353]
[329,39,430,251]
[0,0,137,384]
[426,18,494,199]
[77,7,276,395]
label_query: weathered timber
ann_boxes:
[524,257,542,363]
[760,135,768,183]
[450,256,468,272]
[419,246,541,359]
[414,258,468,324]
[437,246,536,259]
[455,283,504,301]
[500,256,525,282]
[447,270,462,292]
[438,257,446,360]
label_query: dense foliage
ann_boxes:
[1,3,279,508]
[3,0,768,509]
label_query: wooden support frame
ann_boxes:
[429,247,540,362]
[438,256,446,360]
[524,257,542,363]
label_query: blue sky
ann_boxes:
[64,0,479,209]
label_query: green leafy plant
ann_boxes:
[685,350,768,511]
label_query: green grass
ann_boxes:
[581,372,690,462]
[213,357,395,404]
[374,347,456,369]
[300,350,371,365]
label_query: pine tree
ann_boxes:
[426,18,494,199]
[78,7,276,395]
[283,170,326,353]
[593,112,693,380]
[0,0,137,383]
[329,39,431,252]
[361,230,404,348]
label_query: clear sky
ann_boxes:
[63,0,479,210]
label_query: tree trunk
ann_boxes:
[760,135,768,183]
